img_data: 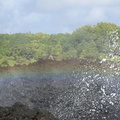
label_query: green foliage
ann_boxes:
[0,22,120,67]
[80,41,99,59]
[1,58,8,67]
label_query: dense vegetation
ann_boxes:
[0,22,120,67]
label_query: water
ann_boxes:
[0,64,120,120]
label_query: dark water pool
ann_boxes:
[0,64,120,120]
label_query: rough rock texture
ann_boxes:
[0,102,59,120]
[0,62,120,120]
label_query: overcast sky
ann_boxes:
[0,0,120,34]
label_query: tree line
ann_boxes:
[0,22,120,67]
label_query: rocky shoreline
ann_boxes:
[0,59,119,120]
[0,59,119,72]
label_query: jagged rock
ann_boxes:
[0,102,59,120]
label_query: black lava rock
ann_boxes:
[0,102,59,120]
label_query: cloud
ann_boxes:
[84,8,106,23]
[35,0,120,12]
[0,0,120,34]
[0,0,16,9]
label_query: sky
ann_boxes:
[0,0,120,34]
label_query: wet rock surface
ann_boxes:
[0,102,59,120]
[0,63,120,120]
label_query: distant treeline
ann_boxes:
[0,22,120,67]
